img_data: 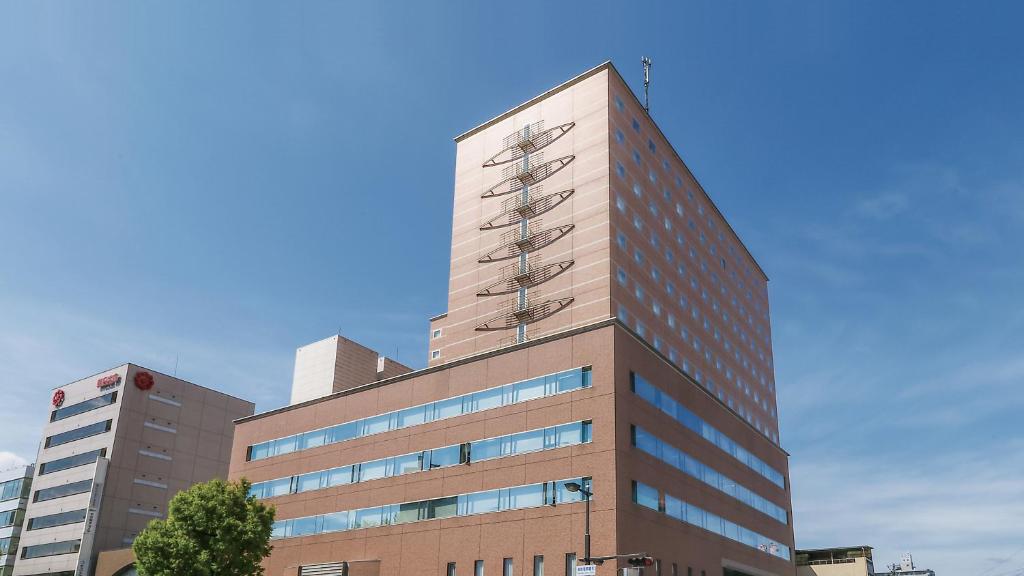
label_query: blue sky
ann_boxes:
[2,2,1022,574]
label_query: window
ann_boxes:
[431,350,441,359]
[504,558,513,576]
[566,553,577,576]
[432,329,442,339]
[45,419,112,448]
[633,149,642,165]
[27,509,87,531]
[631,425,787,524]
[476,560,485,576]
[39,448,106,475]
[630,481,790,561]
[630,372,785,488]
[615,195,626,212]
[534,556,544,576]
[617,232,627,249]
[632,118,640,132]
[50,391,117,422]
[615,128,624,143]
[0,536,15,556]
[648,139,657,153]
[0,477,27,502]
[615,95,624,111]
[21,539,81,559]
[616,267,627,286]
[34,479,91,503]
[0,508,23,528]
[254,422,591,498]
[271,478,587,540]
[616,162,625,179]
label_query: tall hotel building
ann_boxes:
[229,62,794,576]
[14,364,254,576]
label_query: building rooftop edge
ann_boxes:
[48,362,255,407]
[235,319,789,458]
[452,60,769,282]
[795,546,874,553]
[454,61,614,143]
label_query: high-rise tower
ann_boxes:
[428,62,778,445]
[229,62,793,576]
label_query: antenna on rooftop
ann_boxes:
[641,56,652,112]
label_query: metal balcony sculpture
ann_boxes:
[476,259,575,296]
[481,155,575,199]
[480,189,575,230]
[482,121,575,167]
[474,297,575,332]
[477,224,575,263]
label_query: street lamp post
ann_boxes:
[564,481,592,565]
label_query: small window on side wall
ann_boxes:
[431,350,441,360]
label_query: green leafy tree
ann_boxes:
[133,478,275,576]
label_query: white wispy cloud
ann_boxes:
[791,438,1024,576]
[0,295,295,463]
[0,452,29,472]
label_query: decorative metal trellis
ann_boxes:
[475,121,576,342]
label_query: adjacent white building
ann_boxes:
[0,464,33,576]
[13,364,253,576]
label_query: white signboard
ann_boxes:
[576,565,597,576]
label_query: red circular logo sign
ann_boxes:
[134,371,155,391]
[52,389,65,408]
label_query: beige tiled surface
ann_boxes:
[429,69,612,365]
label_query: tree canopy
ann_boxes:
[133,478,274,576]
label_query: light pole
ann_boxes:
[564,481,592,565]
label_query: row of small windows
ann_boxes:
[614,255,777,418]
[614,224,775,394]
[38,448,107,476]
[632,425,788,524]
[632,481,790,561]
[50,391,118,423]
[631,372,784,486]
[615,203,770,353]
[249,421,592,500]
[271,478,590,539]
[247,367,592,462]
[0,476,29,502]
[446,554,579,576]
[44,419,112,449]
[621,305,777,441]
[610,130,771,324]
[619,302,778,442]
[612,195,772,354]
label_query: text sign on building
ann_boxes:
[97,374,122,389]
[576,565,597,576]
